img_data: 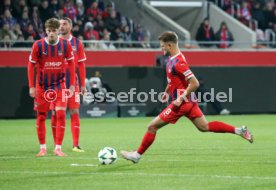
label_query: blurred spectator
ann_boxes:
[102,1,115,19]
[105,9,120,33]
[99,33,116,50]
[12,23,23,39]
[39,0,51,23]
[196,18,215,47]
[0,0,148,49]
[63,0,77,22]
[269,23,276,47]
[85,1,101,19]
[263,1,275,29]
[132,24,145,43]
[76,0,85,19]
[110,27,124,47]
[0,0,13,15]
[12,0,27,18]
[238,1,252,26]
[1,9,17,30]
[122,25,132,47]
[215,21,234,48]
[72,24,81,37]
[0,23,16,40]
[23,23,37,40]
[49,0,60,18]
[251,2,266,30]
[57,8,65,18]
[84,21,99,40]
[19,11,31,34]
[0,34,12,48]
[29,0,41,6]
[30,10,43,38]
[250,20,266,48]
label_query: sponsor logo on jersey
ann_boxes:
[45,62,62,67]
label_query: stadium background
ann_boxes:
[0,0,276,118]
[1,1,276,190]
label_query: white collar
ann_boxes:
[45,37,59,46]
[170,51,181,60]
[59,34,72,41]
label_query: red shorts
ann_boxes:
[159,101,203,124]
[33,88,67,112]
[49,85,80,110]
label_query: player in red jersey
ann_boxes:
[121,31,253,163]
[28,18,75,157]
[50,17,86,152]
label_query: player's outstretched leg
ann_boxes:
[54,109,67,157]
[36,112,47,157]
[121,116,168,163]
[50,111,57,145]
[70,109,84,152]
[192,116,253,143]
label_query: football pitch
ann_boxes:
[0,115,276,190]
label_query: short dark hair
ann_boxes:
[45,18,60,29]
[60,17,73,26]
[158,31,178,43]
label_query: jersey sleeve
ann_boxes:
[175,60,194,81]
[66,41,76,86]
[77,41,87,62]
[65,41,74,61]
[29,42,38,64]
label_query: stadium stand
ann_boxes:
[0,0,150,48]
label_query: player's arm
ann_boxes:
[77,41,87,95]
[161,84,169,103]
[28,43,38,98]
[185,76,200,97]
[78,62,86,95]
[173,62,199,106]
[66,42,76,92]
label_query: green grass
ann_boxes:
[0,115,276,190]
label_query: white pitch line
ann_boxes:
[70,163,98,167]
[0,170,276,181]
[1,156,276,164]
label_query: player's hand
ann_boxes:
[160,93,169,103]
[69,85,75,94]
[80,86,86,95]
[29,87,36,98]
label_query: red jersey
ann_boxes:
[28,37,75,91]
[166,52,194,100]
[64,35,86,88]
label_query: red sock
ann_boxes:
[51,114,57,145]
[36,112,47,145]
[55,110,66,145]
[137,132,156,155]
[71,114,80,147]
[208,121,235,133]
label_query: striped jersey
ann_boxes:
[64,35,86,88]
[166,52,194,100]
[29,37,74,91]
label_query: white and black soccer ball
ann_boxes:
[98,147,117,165]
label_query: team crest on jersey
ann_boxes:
[72,46,76,52]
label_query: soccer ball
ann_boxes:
[98,147,117,165]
